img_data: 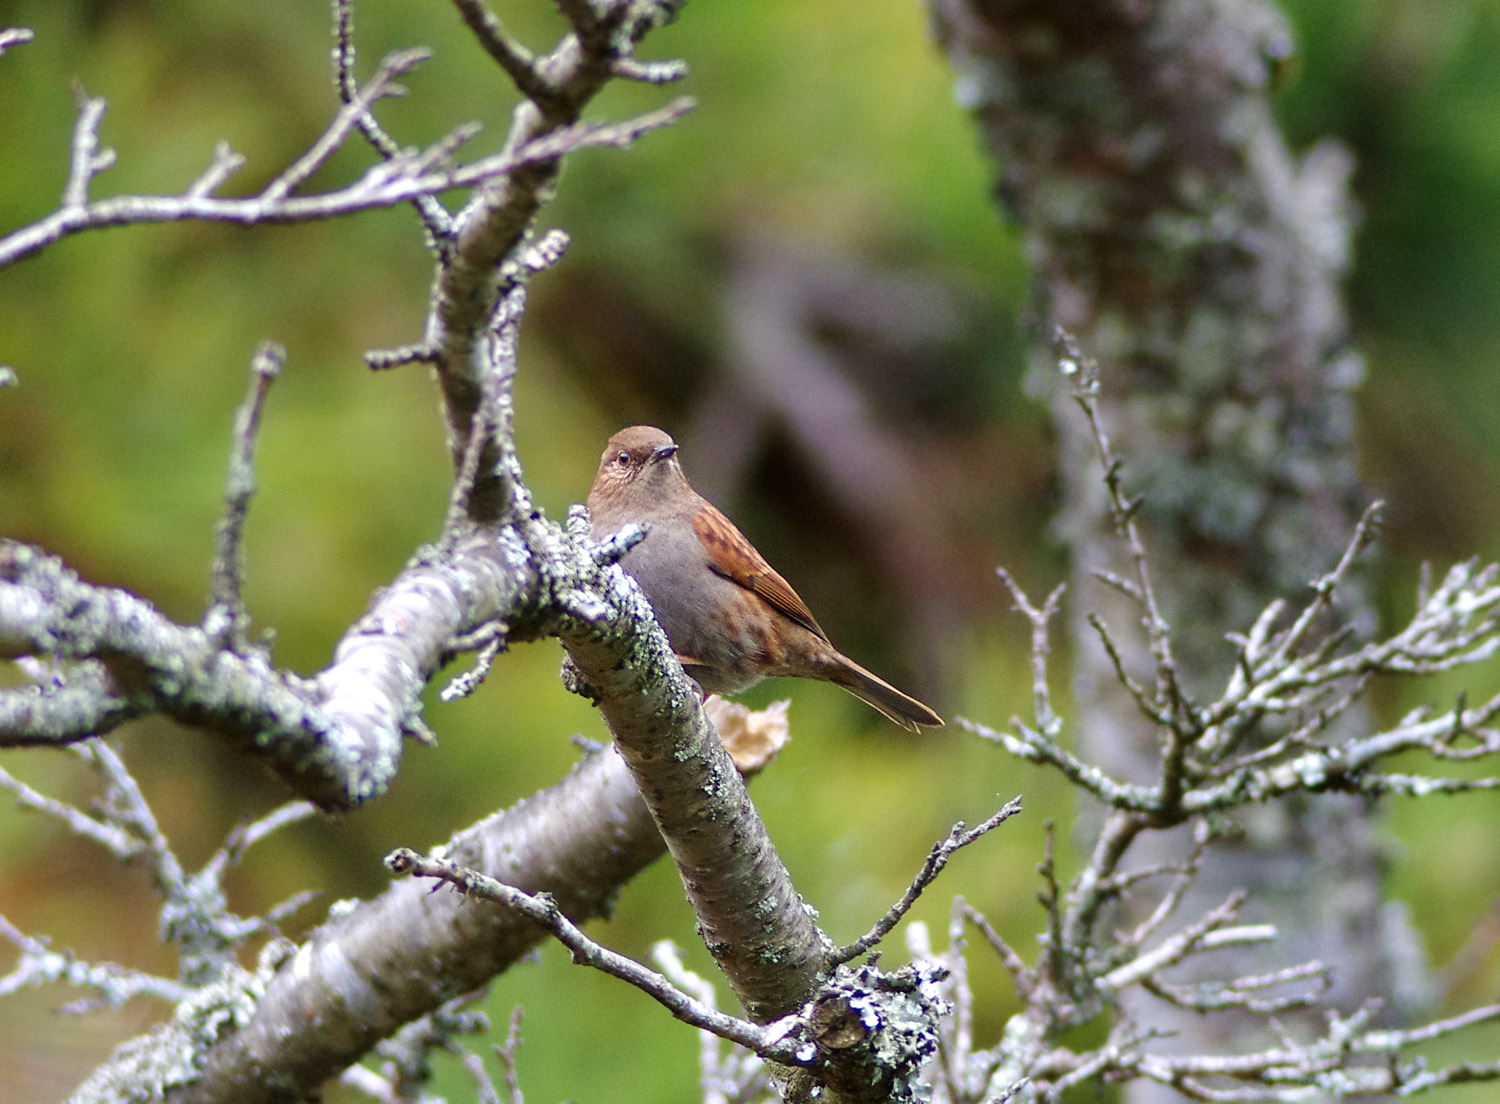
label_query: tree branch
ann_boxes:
[829,797,1023,965]
[554,507,827,1025]
[162,743,666,1104]
[386,849,801,1061]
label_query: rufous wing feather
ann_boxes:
[691,498,943,730]
[692,504,829,640]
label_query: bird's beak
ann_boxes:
[652,444,679,462]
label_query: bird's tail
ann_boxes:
[831,658,944,732]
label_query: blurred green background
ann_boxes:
[1,1,1498,1101]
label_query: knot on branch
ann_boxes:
[798,960,950,1104]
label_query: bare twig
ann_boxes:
[1260,501,1384,676]
[79,739,183,896]
[491,1005,527,1104]
[62,88,114,210]
[0,27,35,57]
[449,0,555,106]
[1143,959,1329,1016]
[959,901,1034,1001]
[1097,891,1268,996]
[385,848,804,1062]
[614,56,690,84]
[0,916,190,1007]
[996,568,1064,738]
[333,0,452,244]
[0,90,688,271]
[0,756,141,858]
[207,342,282,646]
[1056,331,1200,814]
[654,943,770,1104]
[441,631,505,701]
[212,800,319,875]
[509,97,695,165]
[963,714,1159,812]
[364,340,441,370]
[442,365,501,537]
[967,375,1500,1100]
[830,797,1023,965]
[264,47,430,205]
[337,1064,399,1103]
[1118,818,1213,950]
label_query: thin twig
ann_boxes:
[475,1005,526,1104]
[334,0,452,243]
[385,849,803,1062]
[364,341,442,370]
[62,88,113,210]
[997,568,1065,737]
[654,942,763,1104]
[0,916,190,1006]
[0,760,141,858]
[442,368,499,538]
[0,93,689,270]
[208,800,318,879]
[0,27,36,57]
[1098,891,1263,995]
[960,901,1034,1000]
[829,796,1023,965]
[449,0,555,106]
[1056,329,1196,745]
[441,633,505,701]
[79,739,184,897]
[1260,501,1383,676]
[1118,818,1213,950]
[938,904,974,1094]
[264,47,431,205]
[207,342,282,645]
[1143,959,1329,1015]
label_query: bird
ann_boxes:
[587,425,943,731]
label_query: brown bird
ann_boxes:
[587,425,943,731]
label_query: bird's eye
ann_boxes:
[615,450,630,467]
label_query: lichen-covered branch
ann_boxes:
[554,514,826,1025]
[157,743,666,1104]
[0,0,694,814]
[928,0,1395,1084]
[941,534,1500,1098]
[419,0,692,522]
[0,528,533,809]
[0,748,315,1015]
[386,848,802,1060]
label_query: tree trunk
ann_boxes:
[930,0,1428,1089]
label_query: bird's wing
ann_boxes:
[692,503,830,641]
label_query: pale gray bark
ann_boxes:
[929,0,1422,1088]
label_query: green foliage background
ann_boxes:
[0,1,1497,1100]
